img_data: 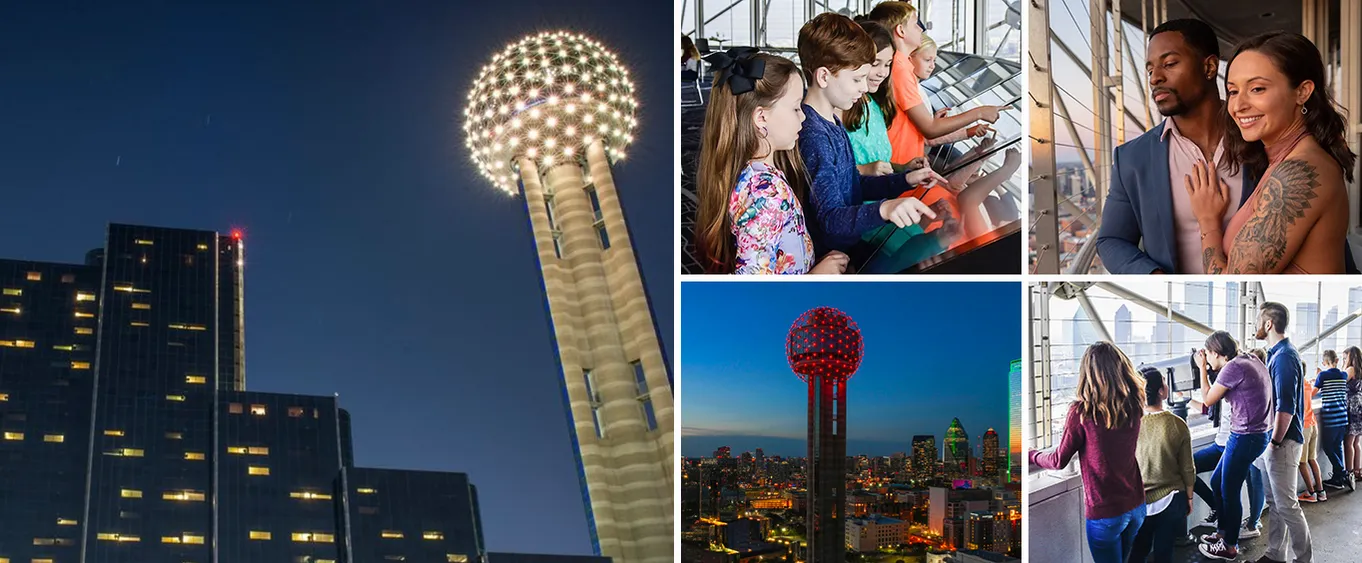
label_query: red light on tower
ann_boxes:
[786,306,864,383]
[230,229,243,240]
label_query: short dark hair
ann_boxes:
[1141,366,1165,406]
[1149,18,1221,60]
[1205,330,1239,359]
[1324,350,1339,365]
[1260,302,1290,334]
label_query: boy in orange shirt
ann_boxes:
[865,1,1003,166]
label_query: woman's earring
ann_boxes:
[758,125,769,138]
[1302,105,1309,115]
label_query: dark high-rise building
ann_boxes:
[714,446,730,459]
[945,418,970,478]
[965,510,995,551]
[0,223,610,563]
[911,435,937,482]
[1,260,101,563]
[786,307,863,563]
[981,429,1000,478]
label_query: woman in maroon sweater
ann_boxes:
[1030,341,1147,563]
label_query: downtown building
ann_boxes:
[0,223,608,563]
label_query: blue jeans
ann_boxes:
[1320,424,1348,481]
[1193,442,1266,526]
[1086,504,1146,563]
[1212,431,1270,545]
[1128,490,1189,563]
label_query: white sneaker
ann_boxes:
[1318,489,1328,501]
[1240,521,1262,539]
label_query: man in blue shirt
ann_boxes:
[1256,302,1313,563]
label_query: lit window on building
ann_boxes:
[3,432,23,441]
[120,489,143,498]
[168,323,207,331]
[52,344,74,351]
[57,518,78,526]
[291,532,335,543]
[186,375,206,384]
[76,292,96,302]
[2,288,19,296]
[26,271,41,281]
[165,432,183,440]
[74,311,94,318]
[185,452,205,461]
[163,490,206,502]
[96,533,139,542]
[71,361,90,370]
[104,429,124,437]
[583,369,604,438]
[229,403,244,414]
[422,531,444,540]
[197,243,209,251]
[16,340,35,348]
[247,446,269,455]
[290,491,332,500]
[250,404,267,416]
[357,487,377,494]
[75,327,93,335]
[129,321,150,327]
[227,446,247,454]
[250,530,272,540]
[596,224,610,249]
[0,393,8,402]
[32,538,55,546]
[381,530,404,539]
[385,557,407,561]
[135,239,154,246]
[132,302,151,310]
[1,306,21,315]
[166,395,186,402]
[447,555,470,563]
[248,466,270,476]
[33,559,54,563]
[115,448,144,457]
[44,434,64,443]
[288,407,305,417]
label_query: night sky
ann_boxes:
[0,0,672,555]
[681,282,1020,459]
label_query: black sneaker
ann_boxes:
[1200,538,1239,560]
[1199,510,1219,528]
[1325,477,1347,490]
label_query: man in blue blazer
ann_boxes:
[1097,19,1251,274]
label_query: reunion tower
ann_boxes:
[787,307,863,563]
[463,32,673,563]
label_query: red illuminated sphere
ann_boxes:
[786,306,864,382]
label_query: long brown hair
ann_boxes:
[1222,32,1357,182]
[694,54,805,273]
[1345,346,1362,380]
[844,19,898,131]
[681,35,700,64]
[1075,342,1146,430]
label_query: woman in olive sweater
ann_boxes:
[1030,342,1146,563]
[1128,366,1196,563]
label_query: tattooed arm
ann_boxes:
[1225,159,1323,273]
[1184,161,1233,273]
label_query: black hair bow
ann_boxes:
[704,47,766,95]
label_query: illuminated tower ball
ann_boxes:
[464,31,638,193]
[462,32,671,563]
[787,307,862,563]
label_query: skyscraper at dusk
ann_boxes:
[787,306,863,563]
[464,31,672,563]
[912,435,938,482]
[1008,359,1021,476]
[982,429,1000,478]
[945,418,970,478]
[0,223,606,563]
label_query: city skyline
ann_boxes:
[0,0,673,555]
[681,282,1018,459]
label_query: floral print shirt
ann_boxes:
[729,161,815,274]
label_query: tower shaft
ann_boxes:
[807,375,846,563]
[517,143,673,563]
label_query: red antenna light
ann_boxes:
[230,229,243,240]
